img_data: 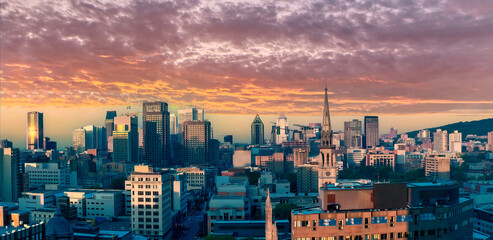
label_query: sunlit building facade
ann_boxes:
[183,121,211,165]
[113,115,139,163]
[27,111,44,150]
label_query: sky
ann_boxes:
[1,0,493,148]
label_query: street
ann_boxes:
[180,203,205,240]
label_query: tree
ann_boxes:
[273,203,298,221]
[110,176,127,189]
[205,235,236,240]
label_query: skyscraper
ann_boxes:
[73,129,86,153]
[433,129,448,152]
[344,119,362,148]
[27,112,44,150]
[251,114,264,145]
[275,113,289,144]
[0,148,20,202]
[83,125,96,150]
[318,87,338,191]
[224,135,233,145]
[170,113,178,135]
[104,111,117,141]
[143,102,170,168]
[183,121,211,165]
[177,106,204,125]
[364,116,379,148]
[113,115,139,163]
[94,126,107,150]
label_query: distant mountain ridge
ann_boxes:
[406,118,493,140]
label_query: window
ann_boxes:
[396,215,412,222]
[346,218,363,225]
[319,219,337,226]
[371,216,388,224]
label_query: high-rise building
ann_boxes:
[177,106,204,125]
[364,116,379,148]
[83,125,96,150]
[418,129,430,138]
[224,135,233,145]
[104,111,117,142]
[0,148,20,202]
[318,87,338,193]
[433,129,448,152]
[275,113,289,144]
[344,119,362,148]
[128,165,172,238]
[297,164,318,193]
[449,130,462,153]
[43,137,57,151]
[170,113,178,135]
[27,112,44,150]
[251,114,264,145]
[143,102,170,168]
[113,115,139,163]
[183,121,212,165]
[95,126,107,150]
[424,154,450,181]
[73,129,86,153]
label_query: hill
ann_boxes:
[406,118,493,140]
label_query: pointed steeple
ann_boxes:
[320,87,333,148]
[265,188,273,240]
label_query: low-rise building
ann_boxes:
[207,195,250,234]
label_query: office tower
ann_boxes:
[113,115,139,163]
[177,106,204,125]
[143,102,170,168]
[319,87,338,193]
[364,116,379,148]
[344,119,362,148]
[95,126,107,150]
[170,113,178,134]
[270,125,277,144]
[433,129,448,152]
[83,125,96,149]
[183,121,211,165]
[275,113,289,144]
[0,139,13,149]
[24,162,66,189]
[104,110,117,141]
[27,111,44,150]
[129,165,172,238]
[425,154,450,181]
[73,129,86,153]
[224,135,233,145]
[297,164,318,193]
[449,130,462,153]
[251,114,265,145]
[489,131,493,151]
[0,148,20,202]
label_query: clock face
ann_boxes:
[325,171,331,176]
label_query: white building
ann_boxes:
[0,148,19,202]
[129,165,172,238]
[433,129,448,153]
[18,190,62,211]
[73,129,86,153]
[84,191,124,220]
[177,167,206,191]
[25,162,67,189]
[275,113,289,144]
[347,148,367,167]
[449,130,462,153]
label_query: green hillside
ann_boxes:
[406,118,493,140]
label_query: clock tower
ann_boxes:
[318,86,337,192]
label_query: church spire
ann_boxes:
[265,188,274,240]
[320,87,333,148]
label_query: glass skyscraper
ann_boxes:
[183,120,211,165]
[251,114,264,145]
[143,102,170,168]
[364,116,379,148]
[27,112,43,150]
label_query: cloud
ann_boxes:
[1,0,493,115]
